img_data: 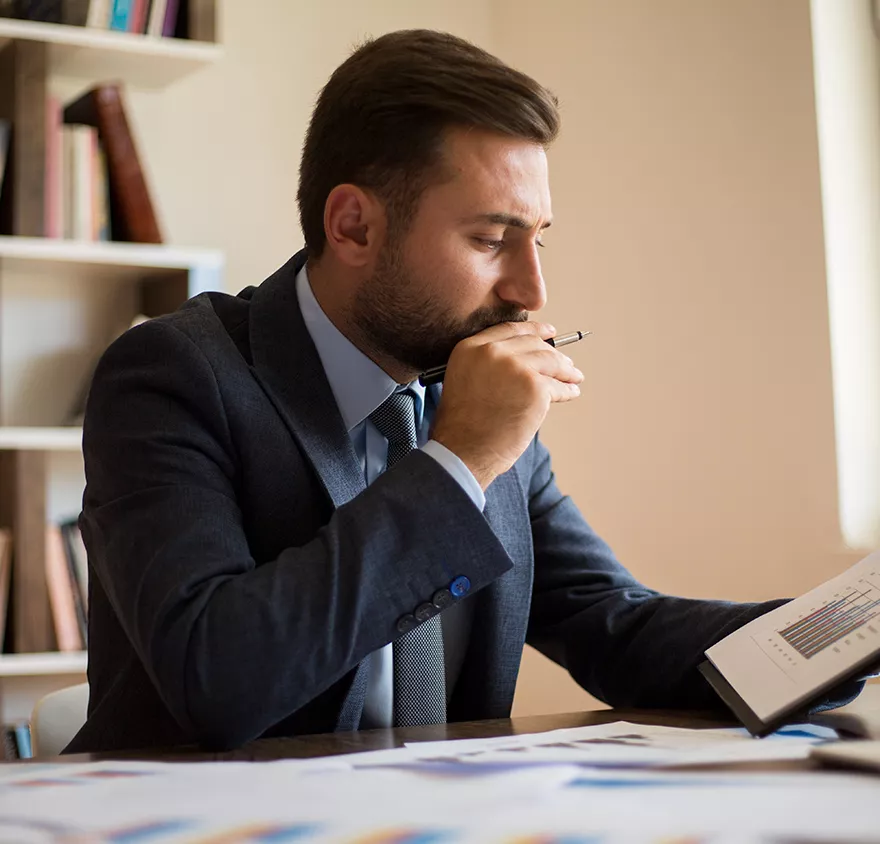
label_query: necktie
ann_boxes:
[369,391,447,726]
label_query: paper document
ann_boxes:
[398,721,836,768]
[0,749,878,842]
[704,551,880,729]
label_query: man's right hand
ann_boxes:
[430,321,584,490]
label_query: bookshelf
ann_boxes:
[0,17,222,89]
[0,4,224,729]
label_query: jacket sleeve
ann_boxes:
[524,436,786,709]
[81,319,513,749]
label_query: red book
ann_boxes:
[63,84,162,244]
[129,0,148,33]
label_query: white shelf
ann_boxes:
[0,427,82,451]
[0,236,222,270]
[0,236,224,289]
[0,651,87,677]
[0,18,221,90]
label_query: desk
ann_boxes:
[12,710,880,842]
[58,708,743,764]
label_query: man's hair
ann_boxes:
[297,29,560,258]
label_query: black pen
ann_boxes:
[418,330,591,387]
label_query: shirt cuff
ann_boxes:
[421,439,486,512]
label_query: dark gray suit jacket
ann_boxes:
[66,250,781,753]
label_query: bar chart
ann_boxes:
[777,576,880,659]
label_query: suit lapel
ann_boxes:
[248,251,370,729]
[248,251,366,509]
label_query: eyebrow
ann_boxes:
[464,213,553,231]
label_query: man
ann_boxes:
[66,30,794,753]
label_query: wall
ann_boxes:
[494,0,862,716]
[128,1,859,717]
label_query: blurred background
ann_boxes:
[0,0,877,750]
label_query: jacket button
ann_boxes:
[415,602,438,622]
[431,588,453,609]
[396,614,417,634]
[449,575,471,598]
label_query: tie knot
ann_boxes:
[369,391,418,468]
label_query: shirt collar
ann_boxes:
[295,264,425,431]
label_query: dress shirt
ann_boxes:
[295,265,482,727]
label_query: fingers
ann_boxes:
[493,335,583,385]
[462,320,556,348]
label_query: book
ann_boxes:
[85,0,112,27]
[161,0,177,36]
[10,0,61,21]
[700,551,880,736]
[128,0,146,32]
[59,519,88,616]
[59,521,87,646]
[0,529,12,652]
[63,84,163,244]
[108,0,133,30]
[45,524,84,652]
[145,0,166,36]
[62,125,97,240]
[0,120,10,204]
[13,721,32,759]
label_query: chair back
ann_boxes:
[30,682,89,757]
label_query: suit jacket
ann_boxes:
[66,250,781,753]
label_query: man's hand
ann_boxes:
[430,321,584,490]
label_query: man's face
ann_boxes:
[351,128,552,373]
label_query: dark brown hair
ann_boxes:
[297,29,560,258]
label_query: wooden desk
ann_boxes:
[56,708,743,765]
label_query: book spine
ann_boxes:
[161,0,178,37]
[63,85,163,244]
[70,126,95,241]
[85,0,112,28]
[60,522,87,647]
[0,530,12,653]
[107,0,133,31]
[128,0,146,33]
[11,1,61,22]
[93,141,110,241]
[59,522,88,613]
[0,120,10,200]
[145,0,166,36]
[13,722,32,759]
[45,524,83,652]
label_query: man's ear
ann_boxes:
[323,185,386,268]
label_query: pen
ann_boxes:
[418,330,591,386]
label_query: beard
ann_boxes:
[350,241,527,374]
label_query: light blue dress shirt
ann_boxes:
[295,265,483,727]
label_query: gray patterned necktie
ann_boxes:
[369,390,447,726]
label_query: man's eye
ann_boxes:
[475,238,504,250]
[536,240,546,248]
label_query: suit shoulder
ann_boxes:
[106,287,256,369]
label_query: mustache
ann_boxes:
[461,304,528,337]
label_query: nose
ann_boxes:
[496,242,547,312]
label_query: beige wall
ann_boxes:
[130,1,861,716]
[499,0,863,716]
